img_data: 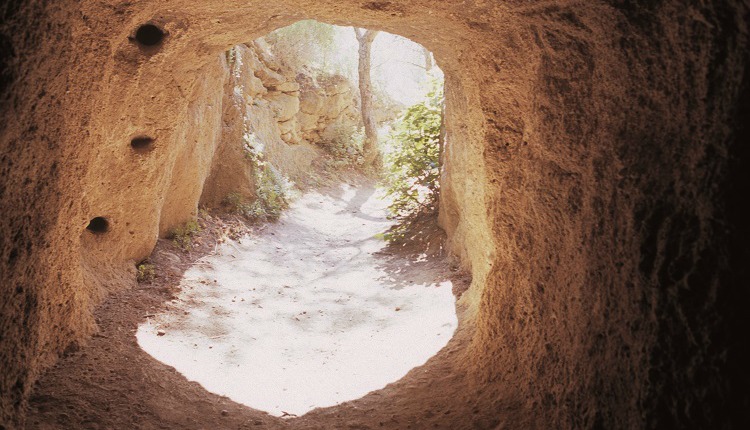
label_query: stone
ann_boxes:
[266,92,299,121]
[273,82,300,93]
[254,67,285,87]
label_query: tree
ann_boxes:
[265,20,336,72]
[383,78,444,220]
[354,28,380,169]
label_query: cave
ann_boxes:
[1,1,749,429]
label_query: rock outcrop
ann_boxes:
[198,57,257,210]
[200,41,359,209]
[237,42,358,147]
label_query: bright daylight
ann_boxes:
[134,21,456,417]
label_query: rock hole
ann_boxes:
[134,24,165,48]
[86,217,109,234]
[0,34,15,99]
[131,136,155,153]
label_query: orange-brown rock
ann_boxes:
[199,57,257,210]
[0,1,748,428]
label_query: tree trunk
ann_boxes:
[354,28,380,169]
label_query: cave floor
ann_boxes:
[135,183,458,417]
[25,180,519,429]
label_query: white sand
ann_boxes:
[136,184,457,417]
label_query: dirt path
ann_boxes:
[136,184,457,416]
[25,182,517,430]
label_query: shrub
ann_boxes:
[382,78,443,222]
[136,262,156,283]
[320,121,365,168]
[168,220,201,251]
[254,163,289,220]
[227,135,291,222]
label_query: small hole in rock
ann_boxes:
[131,136,155,152]
[135,24,165,47]
[86,217,109,234]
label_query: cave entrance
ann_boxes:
[136,21,456,418]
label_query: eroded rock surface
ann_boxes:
[1,1,748,428]
[200,42,359,209]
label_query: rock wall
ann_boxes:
[465,4,750,427]
[1,1,748,428]
[198,55,257,210]
[200,41,359,208]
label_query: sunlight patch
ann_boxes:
[136,186,457,417]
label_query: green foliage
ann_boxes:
[227,135,290,222]
[224,192,257,219]
[226,46,238,69]
[254,164,290,220]
[382,79,443,221]
[169,220,201,251]
[265,20,336,72]
[321,121,365,168]
[224,168,288,222]
[136,261,156,283]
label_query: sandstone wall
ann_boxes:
[1,1,748,428]
[466,4,749,427]
[198,57,257,209]
[200,42,359,207]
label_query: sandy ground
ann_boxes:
[136,184,457,416]
[25,180,523,430]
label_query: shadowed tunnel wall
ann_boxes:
[1,0,748,428]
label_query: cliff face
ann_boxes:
[1,1,748,428]
[200,42,358,209]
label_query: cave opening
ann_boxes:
[134,21,458,418]
[4,2,745,429]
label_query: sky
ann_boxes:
[271,21,444,107]
[335,25,442,106]
[369,30,444,106]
